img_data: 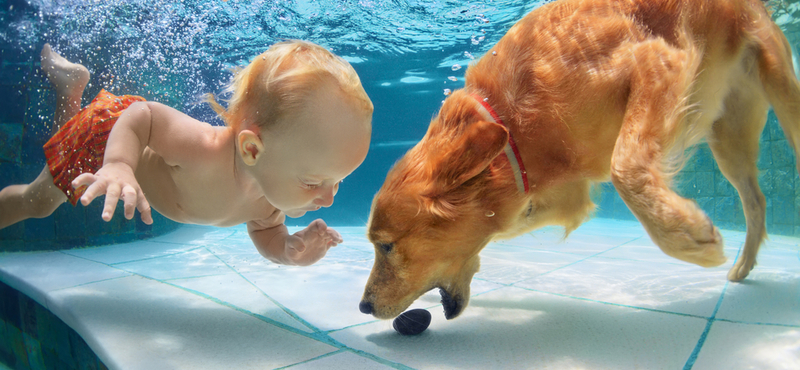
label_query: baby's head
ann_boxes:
[208,41,373,217]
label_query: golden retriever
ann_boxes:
[360,0,800,320]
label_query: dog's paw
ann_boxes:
[727,257,756,282]
[646,212,727,267]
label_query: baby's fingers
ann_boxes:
[72,172,98,189]
[328,228,343,244]
[72,173,102,206]
[121,185,139,220]
[101,183,122,221]
[137,194,153,225]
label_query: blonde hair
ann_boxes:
[206,40,373,133]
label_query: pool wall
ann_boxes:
[0,281,107,370]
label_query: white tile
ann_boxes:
[600,236,742,266]
[113,247,232,281]
[286,350,396,370]
[692,321,800,370]
[204,241,279,274]
[242,261,376,332]
[331,286,706,369]
[149,225,236,244]
[514,257,729,317]
[477,245,586,285]
[2,223,797,370]
[48,276,337,370]
[0,251,130,308]
[716,269,800,326]
[61,240,199,265]
[169,273,313,333]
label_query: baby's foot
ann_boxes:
[40,44,89,95]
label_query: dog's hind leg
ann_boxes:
[611,40,727,268]
[745,27,800,281]
[707,86,770,282]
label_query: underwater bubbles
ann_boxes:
[451,64,462,71]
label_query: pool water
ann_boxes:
[1,0,800,369]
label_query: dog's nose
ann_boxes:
[359,300,373,314]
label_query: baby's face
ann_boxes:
[257,83,371,218]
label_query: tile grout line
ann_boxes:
[509,235,645,284]
[204,246,323,333]
[682,243,744,370]
[54,239,412,369]
[274,349,347,370]
[681,280,729,370]
[203,247,416,370]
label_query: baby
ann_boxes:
[0,41,373,266]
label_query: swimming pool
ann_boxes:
[1,0,799,369]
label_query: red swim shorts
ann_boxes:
[43,89,146,206]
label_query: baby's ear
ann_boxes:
[237,129,265,166]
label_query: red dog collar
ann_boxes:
[471,94,529,194]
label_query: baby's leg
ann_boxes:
[0,168,67,229]
[40,43,89,132]
[0,45,88,229]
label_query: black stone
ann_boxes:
[392,309,431,335]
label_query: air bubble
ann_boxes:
[451,64,461,71]
[447,76,457,81]
[443,89,451,96]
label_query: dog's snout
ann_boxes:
[359,300,374,315]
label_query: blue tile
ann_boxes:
[0,220,24,241]
[0,122,23,163]
[23,332,46,370]
[715,174,736,197]
[767,114,785,142]
[758,170,774,195]
[0,85,26,123]
[23,217,56,243]
[757,141,772,169]
[769,223,794,236]
[696,197,715,220]
[770,141,794,168]
[771,195,795,225]
[0,161,23,189]
[676,172,697,197]
[772,169,795,197]
[693,145,716,171]
[714,197,738,223]
[53,203,86,241]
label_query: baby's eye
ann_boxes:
[301,181,322,190]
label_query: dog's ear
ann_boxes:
[426,119,509,196]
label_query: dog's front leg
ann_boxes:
[609,40,726,268]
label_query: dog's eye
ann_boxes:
[378,243,394,253]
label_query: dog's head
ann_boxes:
[359,91,524,320]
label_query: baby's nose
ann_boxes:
[315,188,335,208]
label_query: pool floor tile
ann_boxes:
[691,321,800,370]
[47,276,337,370]
[1,218,798,369]
[331,286,708,370]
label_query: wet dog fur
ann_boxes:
[360,0,800,320]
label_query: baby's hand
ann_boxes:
[285,219,342,266]
[71,162,153,224]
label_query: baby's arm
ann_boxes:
[248,214,342,266]
[73,101,218,223]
